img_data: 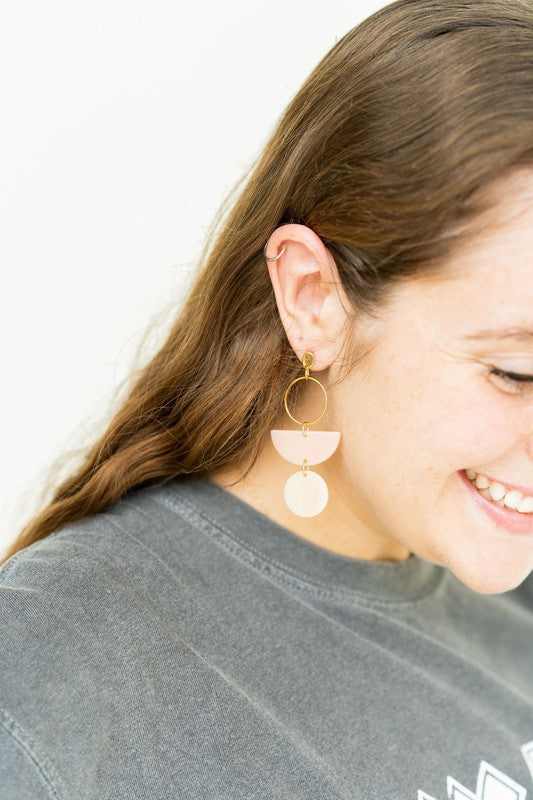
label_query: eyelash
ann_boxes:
[489,367,533,393]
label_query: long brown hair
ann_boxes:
[3,0,533,567]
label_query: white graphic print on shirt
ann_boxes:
[418,739,533,800]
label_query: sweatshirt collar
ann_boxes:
[159,475,445,604]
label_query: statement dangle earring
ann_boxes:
[264,238,340,516]
[270,351,341,517]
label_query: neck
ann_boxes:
[208,427,411,563]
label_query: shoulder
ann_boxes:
[0,482,197,597]
[0,502,152,688]
[0,511,127,800]
[0,484,200,695]
[0,482,217,679]
[0,504,143,618]
[0,486,212,796]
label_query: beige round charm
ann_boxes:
[283,470,329,517]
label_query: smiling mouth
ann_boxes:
[464,469,533,514]
[459,469,533,536]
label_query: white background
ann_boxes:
[0,0,385,555]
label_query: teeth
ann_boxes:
[474,474,489,490]
[518,497,533,513]
[488,483,505,502]
[465,469,533,514]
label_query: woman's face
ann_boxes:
[327,171,533,593]
[214,171,533,596]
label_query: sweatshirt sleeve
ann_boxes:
[0,712,58,800]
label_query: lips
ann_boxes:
[459,469,533,534]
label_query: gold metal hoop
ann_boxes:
[283,374,328,426]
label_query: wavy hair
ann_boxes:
[3,0,533,566]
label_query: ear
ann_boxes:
[264,224,350,370]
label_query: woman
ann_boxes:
[1,0,532,797]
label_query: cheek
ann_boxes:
[346,358,514,473]
[407,380,522,470]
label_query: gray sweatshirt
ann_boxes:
[0,476,532,799]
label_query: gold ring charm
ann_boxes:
[270,351,341,517]
[284,375,327,427]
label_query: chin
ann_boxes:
[448,560,531,595]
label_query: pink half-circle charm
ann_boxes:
[271,429,341,466]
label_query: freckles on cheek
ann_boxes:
[437,392,509,462]
[390,379,492,464]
